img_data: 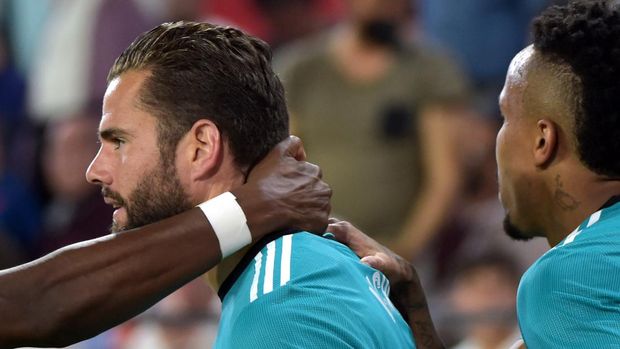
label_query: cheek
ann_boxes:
[495,126,508,185]
[495,125,516,208]
[119,150,162,197]
[495,127,503,163]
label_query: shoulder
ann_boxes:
[521,234,620,294]
[219,233,413,349]
[224,274,410,349]
[518,222,620,347]
[229,232,359,304]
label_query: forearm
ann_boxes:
[390,268,444,349]
[0,208,217,348]
[396,180,460,259]
[396,106,464,259]
[0,135,329,348]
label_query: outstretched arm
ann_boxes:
[328,219,444,349]
[0,136,330,349]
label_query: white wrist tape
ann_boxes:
[197,192,252,258]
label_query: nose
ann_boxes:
[86,147,112,186]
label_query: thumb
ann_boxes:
[361,255,384,270]
[284,135,306,161]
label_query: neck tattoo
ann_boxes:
[553,174,581,211]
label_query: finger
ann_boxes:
[361,255,384,270]
[328,223,350,246]
[297,161,321,179]
[328,217,340,224]
[286,135,306,161]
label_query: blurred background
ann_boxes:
[0,0,566,348]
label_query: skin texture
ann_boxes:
[497,45,620,246]
[86,70,269,290]
[0,135,330,349]
[86,71,197,233]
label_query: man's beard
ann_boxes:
[502,215,533,241]
[105,161,192,233]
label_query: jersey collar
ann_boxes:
[218,229,299,301]
[600,195,620,210]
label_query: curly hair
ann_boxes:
[109,22,289,171]
[532,0,620,177]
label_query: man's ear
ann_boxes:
[533,119,558,168]
[189,119,223,180]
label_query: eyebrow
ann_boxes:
[98,127,132,142]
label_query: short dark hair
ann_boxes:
[532,0,620,177]
[453,253,521,286]
[108,22,289,170]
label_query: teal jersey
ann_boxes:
[213,232,415,348]
[517,197,620,348]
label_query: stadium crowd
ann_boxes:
[0,0,564,348]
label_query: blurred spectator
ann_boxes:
[27,0,206,123]
[0,29,26,138]
[278,0,471,260]
[35,113,112,255]
[1,0,51,75]
[419,0,549,118]
[28,0,103,122]
[0,123,41,267]
[445,254,522,349]
[90,0,205,102]
[89,0,162,103]
[120,279,219,349]
[203,0,345,47]
[255,0,344,49]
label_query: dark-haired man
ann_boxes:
[0,136,331,349]
[86,22,413,348]
[331,1,620,348]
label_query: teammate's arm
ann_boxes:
[0,136,330,349]
[328,219,444,349]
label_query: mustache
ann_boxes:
[101,187,127,207]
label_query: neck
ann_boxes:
[330,26,395,83]
[207,246,251,291]
[192,170,247,291]
[543,166,620,246]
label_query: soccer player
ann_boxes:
[0,136,331,349]
[85,22,413,348]
[331,1,620,348]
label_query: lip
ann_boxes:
[103,197,121,209]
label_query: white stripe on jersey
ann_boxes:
[563,227,581,245]
[263,241,276,295]
[280,235,292,286]
[587,210,602,227]
[564,209,603,246]
[250,252,263,302]
[250,235,294,302]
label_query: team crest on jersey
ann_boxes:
[366,271,398,322]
